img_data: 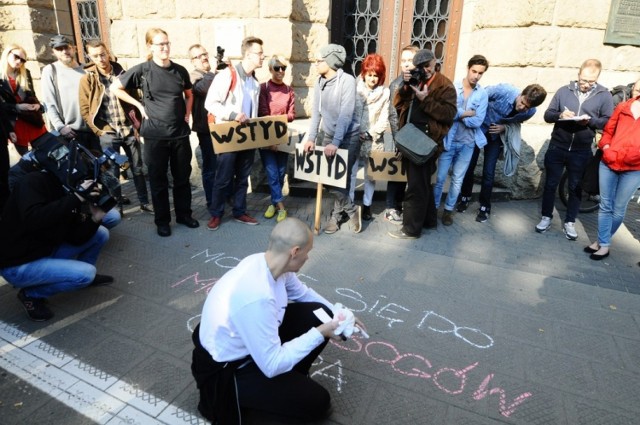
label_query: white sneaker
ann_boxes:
[535,216,552,233]
[563,222,578,240]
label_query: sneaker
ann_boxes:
[140,203,154,213]
[264,205,276,219]
[17,289,53,322]
[384,208,402,225]
[456,197,470,213]
[324,217,339,234]
[207,216,221,231]
[362,205,372,221]
[349,206,362,233]
[388,229,418,239]
[475,207,489,223]
[234,214,259,225]
[535,216,552,233]
[563,222,578,240]
[442,210,454,226]
[276,209,287,223]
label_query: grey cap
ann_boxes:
[318,44,346,70]
[413,49,435,67]
[49,35,72,48]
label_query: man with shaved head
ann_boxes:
[191,218,365,423]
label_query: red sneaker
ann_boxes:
[233,214,258,225]
[207,216,221,231]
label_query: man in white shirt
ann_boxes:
[192,217,365,424]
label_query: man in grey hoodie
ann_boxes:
[304,44,362,234]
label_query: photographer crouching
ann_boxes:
[0,153,114,321]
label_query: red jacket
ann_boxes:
[598,97,640,171]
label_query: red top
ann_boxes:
[258,80,295,122]
[9,76,46,147]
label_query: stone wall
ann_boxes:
[108,0,329,118]
[454,0,640,199]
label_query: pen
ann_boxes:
[356,325,370,339]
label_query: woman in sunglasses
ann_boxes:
[0,44,46,155]
[258,54,295,223]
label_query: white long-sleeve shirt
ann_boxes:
[199,253,333,378]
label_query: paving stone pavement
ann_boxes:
[1,177,640,425]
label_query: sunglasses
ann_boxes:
[10,52,26,64]
[273,66,287,72]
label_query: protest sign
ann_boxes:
[367,151,407,182]
[294,144,349,189]
[209,115,288,153]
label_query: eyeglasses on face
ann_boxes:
[578,78,597,86]
[250,51,264,58]
[192,52,208,60]
[273,66,287,72]
[10,52,26,63]
[152,42,171,48]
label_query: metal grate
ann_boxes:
[77,0,101,59]
[411,0,451,68]
[341,0,381,76]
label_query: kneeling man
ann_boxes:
[191,217,365,423]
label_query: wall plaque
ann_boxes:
[604,0,640,46]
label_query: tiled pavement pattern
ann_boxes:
[1,174,639,424]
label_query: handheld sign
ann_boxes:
[294,144,349,189]
[367,151,407,182]
[209,115,288,154]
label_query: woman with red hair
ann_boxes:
[351,54,390,220]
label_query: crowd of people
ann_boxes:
[1,29,640,423]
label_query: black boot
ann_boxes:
[362,205,372,221]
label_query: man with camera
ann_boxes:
[79,40,152,213]
[388,49,457,239]
[188,44,217,210]
[0,162,114,322]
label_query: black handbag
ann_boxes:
[394,101,437,165]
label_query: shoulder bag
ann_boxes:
[394,98,437,165]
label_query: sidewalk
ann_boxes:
[1,178,639,424]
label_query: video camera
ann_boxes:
[29,132,126,212]
[215,46,228,71]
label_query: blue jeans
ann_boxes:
[597,162,640,247]
[434,142,475,211]
[0,226,109,299]
[210,149,255,218]
[541,144,592,223]
[259,148,288,205]
[321,133,360,219]
[197,131,217,208]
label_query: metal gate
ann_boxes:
[331,0,462,80]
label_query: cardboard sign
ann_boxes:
[366,151,407,182]
[294,144,349,188]
[209,115,288,153]
[278,128,306,154]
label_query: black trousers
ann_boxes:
[143,136,192,225]
[0,142,9,213]
[192,302,332,424]
[401,155,438,236]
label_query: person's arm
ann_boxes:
[286,86,295,122]
[183,88,193,123]
[543,90,563,123]
[461,89,488,129]
[304,83,321,152]
[258,82,269,117]
[589,92,614,130]
[598,103,621,150]
[232,299,326,378]
[191,71,214,97]
[204,67,237,121]
[331,76,357,147]
[40,64,66,132]
[78,75,102,136]
[368,88,390,140]
[111,75,148,119]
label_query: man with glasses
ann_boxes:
[457,83,547,222]
[204,36,264,231]
[535,59,613,239]
[78,40,152,213]
[41,35,100,150]
[188,44,218,210]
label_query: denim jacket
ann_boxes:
[482,84,536,139]
[443,80,488,150]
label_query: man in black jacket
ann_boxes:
[0,166,113,321]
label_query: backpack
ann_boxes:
[207,63,237,125]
